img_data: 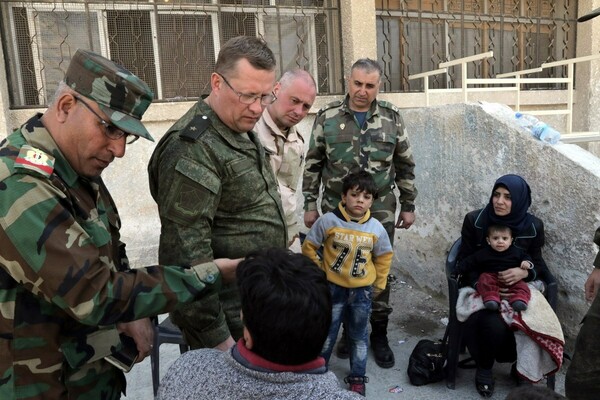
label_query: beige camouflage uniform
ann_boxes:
[254,108,304,247]
[303,95,417,320]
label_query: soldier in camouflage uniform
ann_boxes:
[564,10,600,399]
[565,226,600,399]
[303,58,417,369]
[0,49,238,400]
[254,69,317,251]
[148,36,287,351]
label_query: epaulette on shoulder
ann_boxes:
[378,100,401,114]
[179,114,211,142]
[317,99,344,116]
[14,145,55,178]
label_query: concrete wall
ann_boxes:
[399,103,600,344]
[575,0,600,134]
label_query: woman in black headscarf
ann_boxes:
[457,174,551,397]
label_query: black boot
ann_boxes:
[370,319,395,368]
[336,327,349,359]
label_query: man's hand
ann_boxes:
[395,211,415,229]
[304,210,319,228]
[584,268,600,302]
[497,267,528,287]
[214,258,243,284]
[117,318,154,363]
[214,336,236,351]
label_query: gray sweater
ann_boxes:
[157,346,362,399]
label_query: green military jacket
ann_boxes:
[303,95,417,212]
[148,100,287,347]
[0,115,222,400]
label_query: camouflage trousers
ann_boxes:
[170,283,244,349]
[322,190,396,322]
[565,293,600,400]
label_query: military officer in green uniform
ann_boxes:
[0,49,238,400]
[148,36,287,351]
[303,58,417,369]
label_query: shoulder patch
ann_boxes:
[14,145,54,177]
[317,99,344,116]
[378,100,401,114]
[179,115,211,142]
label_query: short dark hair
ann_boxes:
[351,58,383,79]
[487,224,512,238]
[215,36,276,77]
[342,170,378,198]
[237,248,331,365]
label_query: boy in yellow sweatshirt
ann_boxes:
[302,171,393,396]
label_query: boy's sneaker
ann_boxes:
[344,376,368,396]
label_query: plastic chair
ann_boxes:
[150,315,189,396]
[445,237,558,390]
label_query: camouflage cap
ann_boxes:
[65,48,155,141]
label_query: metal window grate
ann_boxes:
[0,0,342,108]
[376,0,578,92]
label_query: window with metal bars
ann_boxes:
[376,0,578,92]
[0,0,342,108]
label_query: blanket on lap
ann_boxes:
[456,285,564,382]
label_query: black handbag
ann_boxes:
[407,329,448,386]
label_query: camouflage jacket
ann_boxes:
[0,115,222,400]
[303,95,417,212]
[254,108,305,240]
[147,100,287,346]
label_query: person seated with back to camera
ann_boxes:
[459,223,533,312]
[157,248,362,400]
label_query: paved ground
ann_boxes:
[122,271,567,399]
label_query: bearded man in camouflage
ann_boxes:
[148,36,287,352]
[302,58,417,369]
[0,49,238,400]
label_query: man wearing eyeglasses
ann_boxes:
[0,49,239,400]
[254,69,317,252]
[148,36,287,351]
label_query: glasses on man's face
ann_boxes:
[74,96,139,144]
[218,73,277,106]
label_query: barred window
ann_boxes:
[376,0,578,92]
[0,0,342,108]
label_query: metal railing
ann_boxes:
[408,51,600,143]
[376,0,578,92]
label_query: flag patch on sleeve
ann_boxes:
[15,145,55,177]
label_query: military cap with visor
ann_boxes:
[64,48,155,141]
